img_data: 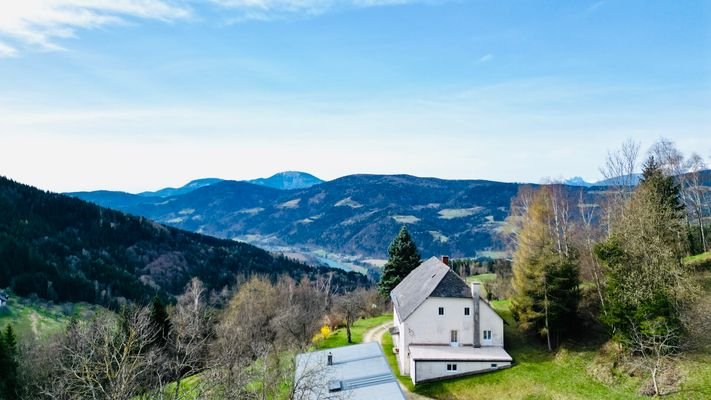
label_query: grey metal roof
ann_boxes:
[390,256,472,321]
[294,342,405,400]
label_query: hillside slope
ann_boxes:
[0,176,367,306]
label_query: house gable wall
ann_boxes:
[404,297,474,346]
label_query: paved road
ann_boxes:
[363,321,434,400]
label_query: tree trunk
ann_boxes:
[652,367,659,397]
[346,318,353,344]
[174,378,181,400]
[697,211,707,253]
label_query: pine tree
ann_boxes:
[378,226,421,296]
[511,188,580,350]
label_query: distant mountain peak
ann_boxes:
[248,171,324,190]
[563,176,593,187]
[138,178,224,198]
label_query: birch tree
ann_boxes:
[684,153,709,252]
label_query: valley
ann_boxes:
[70,174,606,264]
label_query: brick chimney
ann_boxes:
[441,255,449,266]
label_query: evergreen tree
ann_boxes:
[0,325,19,399]
[150,295,171,346]
[595,156,697,339]
[378,226,421,296]
[511,188,580,350]
[640,156,685,215]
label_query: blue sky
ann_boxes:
[0,0,709,192]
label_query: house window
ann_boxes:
[450,330,458,343]
[438,307,444,316]
[491,363,498,368]
[446,363,458,371]
[483,330,492,341]
[464,307,470,316]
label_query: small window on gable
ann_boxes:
[483,330,492,340]
[464,307,470,316]
[438,307,444,316]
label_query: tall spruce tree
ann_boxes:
[378,226,421,296]
[511,188,580,351]
[0,325,18,399]
[150,295,171,346]
[595,156,697,338]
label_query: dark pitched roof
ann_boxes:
[391,256,472,321]
[431,268,472,298]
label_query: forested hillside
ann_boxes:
[0,177,367,306]
[70,175,563,258]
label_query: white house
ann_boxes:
[0,292,7,308]
[390,256,512,384]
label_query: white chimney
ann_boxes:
[470,282,481,299]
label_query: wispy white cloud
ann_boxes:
[0,0,191,54]
[476,53,493,64]
[0,41,18,57]
[586,1,606,13]
[213,0,434,20]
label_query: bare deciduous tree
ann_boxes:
[164,278,213,400]
[41,309,160,400]
[599,139,641,236]
[576,191,606,315]
[625,318,681,397]
[334,289,368,344]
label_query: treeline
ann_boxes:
[4,275,384,400]
[0,177,368,307]
[508,138,711,396]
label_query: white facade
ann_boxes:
[390,257,512,384]
[413,359,512,383]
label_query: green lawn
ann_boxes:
[381,300,711,400]
[466,273,496,283]
[316,314,392,349]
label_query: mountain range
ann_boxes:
[563,174,643,187]
[0,176,366,306]
[67,174,591,262]
[69,170,711,264]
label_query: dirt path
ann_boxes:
[29,311,39,338]
[363,321,434,400]
[363,320,393,343]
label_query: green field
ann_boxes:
[0,295,94,339]
[466,273,496,283]
[316,314,392,349]
[380,299,711,400]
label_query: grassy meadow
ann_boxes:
[0,295,97,339]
